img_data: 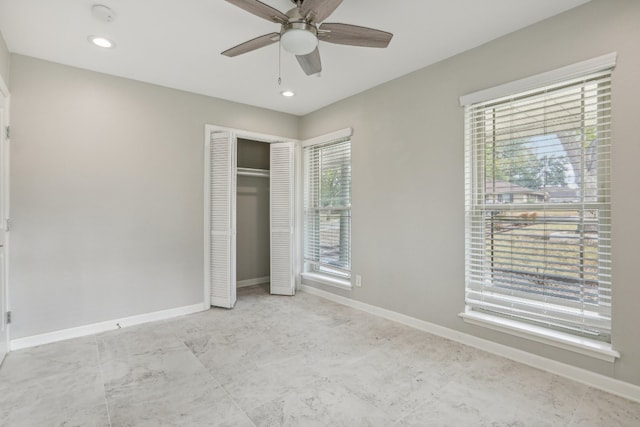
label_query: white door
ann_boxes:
[0,86,9,363]
[270,142,295,295]
[207,130,237,308]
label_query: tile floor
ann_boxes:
[1,284,639,426]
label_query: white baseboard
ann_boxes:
[299,284,640,403]
[10,302,208,351]
[237,276,270,288]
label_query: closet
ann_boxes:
[236,139,270,290]
[205,126,297,309]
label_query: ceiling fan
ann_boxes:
[222,0,393,76]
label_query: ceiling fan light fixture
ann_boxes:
[280,23,317,55]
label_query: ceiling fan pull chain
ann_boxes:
[277,40,282,86]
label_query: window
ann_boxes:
[463,60,613,343]
[303,133,352,281]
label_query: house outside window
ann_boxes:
[462,59,614,344]
[303,134,352,282]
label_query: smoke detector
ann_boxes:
[92,4,115,23]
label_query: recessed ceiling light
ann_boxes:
[88,36,115,49]
[281,90,295,97]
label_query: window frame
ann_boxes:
[301,128,353,289]
[459,54,619,361]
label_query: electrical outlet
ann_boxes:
[355,275,362,287]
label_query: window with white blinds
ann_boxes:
[464,66,613,342]
[304,136,351,279]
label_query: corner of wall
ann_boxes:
[0,30,11,89]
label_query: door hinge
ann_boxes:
[5,218,10,232]
[6,311,10,324]
[4,126,9,140]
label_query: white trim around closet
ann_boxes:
[203,125,298,307]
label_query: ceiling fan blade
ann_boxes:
[296,47,322,76]
[299,0,343,23]
[319,23,393,48]
[221,33,280,57]
[225,0,288,23]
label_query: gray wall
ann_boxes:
[300,0,640,386]
[237,138,270,170]
[236,176,270,282]
[6,0,640,389]
[0,31,9,86]
[10,54,298,339]
[237,139,270,282]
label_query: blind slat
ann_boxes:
[464,68,613,341]
[304,137,352,277]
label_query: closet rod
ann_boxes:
[237,167,270,178]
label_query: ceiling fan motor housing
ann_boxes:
[278,5,319,56]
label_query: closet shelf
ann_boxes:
[237,167,270,178]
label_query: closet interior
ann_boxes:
[236,138,270,290]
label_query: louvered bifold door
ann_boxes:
[270,142,295,295]
[208,130,237,308]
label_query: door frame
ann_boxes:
[203,125,299,307]
[0,74,10,362]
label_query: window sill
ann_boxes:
[301,272,352,291]
[459,309,620,363]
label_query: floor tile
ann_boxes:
[247,377,395,427]
[96,322,185,364]
[569,387,640,426]
[0,337,109,427]
[0,336,98,385]
[101,342,253,426]
[2,285,640,426]
[395,357,587,426]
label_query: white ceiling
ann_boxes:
[0,0,590,116]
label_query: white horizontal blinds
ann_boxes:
[270,142,295,296]
[464,69,612,341]
[209,130,236,308]
[304,137,351,277]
